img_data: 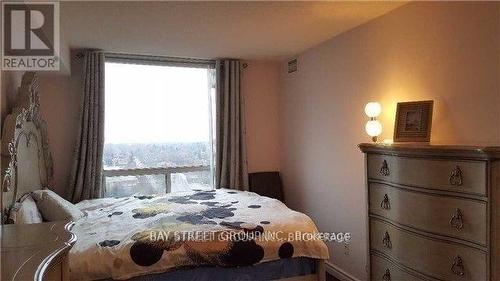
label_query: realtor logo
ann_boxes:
[2,2,60,71]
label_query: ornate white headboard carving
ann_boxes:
[1,72,53,223]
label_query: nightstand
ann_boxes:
[1,221,76,281]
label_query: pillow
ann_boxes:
[8,193,43,224]
[32,189,85,222]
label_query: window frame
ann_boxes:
[105,52,216,69]
[102,53,216,196]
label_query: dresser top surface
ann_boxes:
[359,143,500,159]
[1,221,76,281]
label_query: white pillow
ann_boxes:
[8,193,43,224]
[32,189,85,222]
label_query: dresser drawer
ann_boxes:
[367,154,486,196]
[371,254,424,281]
[370,219,487,281]
[369,182,487,245]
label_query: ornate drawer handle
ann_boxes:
[382,231,392,249]
[451,255,465,276]
[449,208,464,230]
[380,160,390,176]
[382,268,391,281]
[449,166,463,186]
[380,194,390,210]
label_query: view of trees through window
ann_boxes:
[103,61,215,197]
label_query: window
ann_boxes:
[103,58,215,197]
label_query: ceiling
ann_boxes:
[61,1,407,61]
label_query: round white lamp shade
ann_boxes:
[364,102,382,118]
[365,120,382,137]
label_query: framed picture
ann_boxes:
[394,100,434,142]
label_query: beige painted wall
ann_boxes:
[1,71,23,131]
[0,72,8,124]
[37,71,82,197]
[1,71,16,124]
[242,61,281,173]
[1,71,6,172]
[280,2,500,280]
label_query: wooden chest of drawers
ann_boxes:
[359,143,500,281]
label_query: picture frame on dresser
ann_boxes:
[393,100,433,142]
[359,143,500,281]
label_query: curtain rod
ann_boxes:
[74,50,215,68]
[106,52,216,65]
[74,50,248,69]
[105,52,216,69]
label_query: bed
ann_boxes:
[71,189,328,280]
[1,72,329,281]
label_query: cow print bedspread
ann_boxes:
[69,189,329,280]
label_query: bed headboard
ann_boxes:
[1,72,53,223]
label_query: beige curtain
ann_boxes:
[68,50,105,202]
[215,59,249,190]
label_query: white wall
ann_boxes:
[280,2,500,280]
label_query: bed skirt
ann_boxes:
[100,257,318,281]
